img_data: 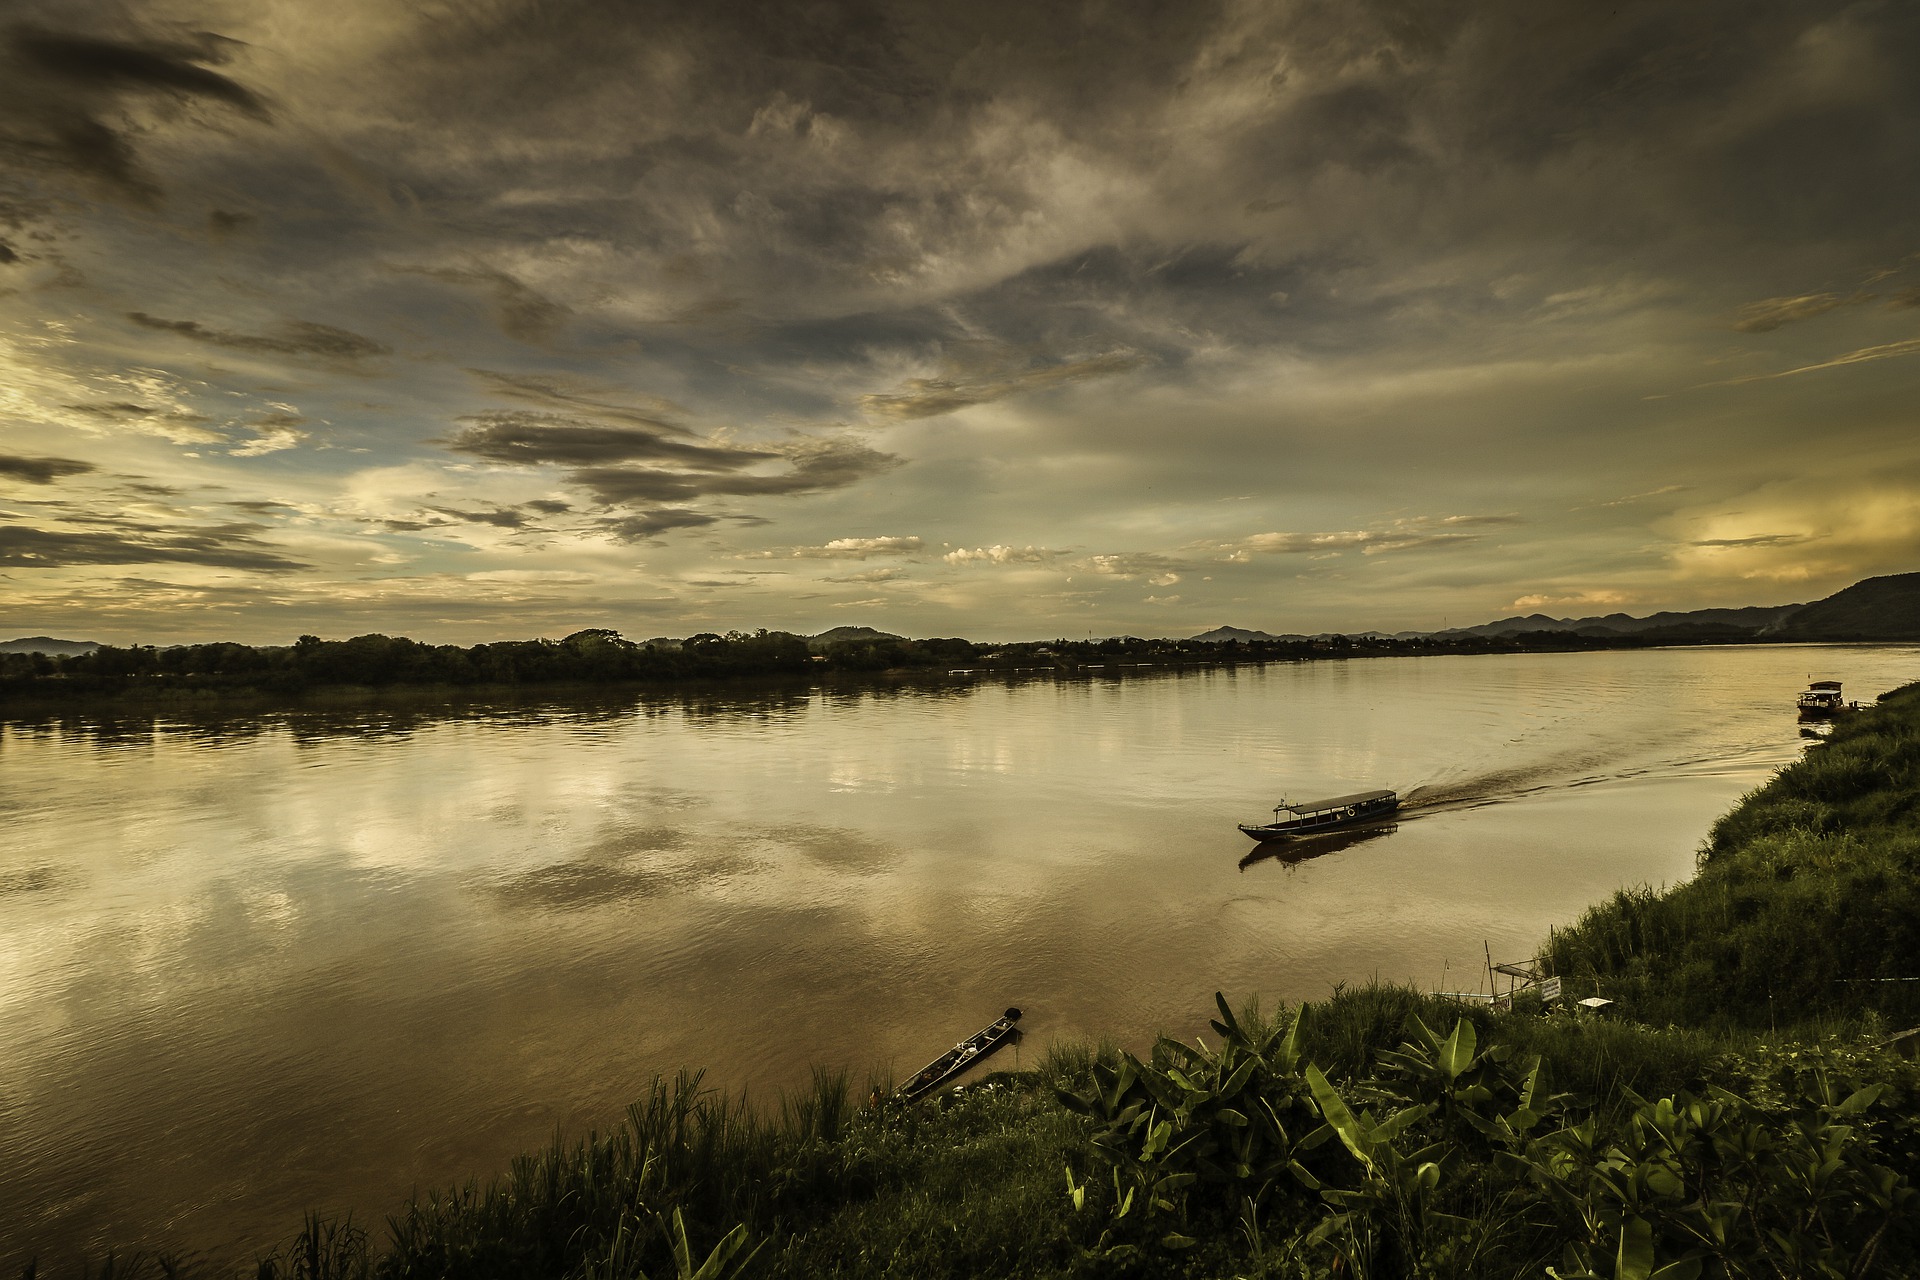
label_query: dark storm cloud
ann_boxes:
[0,521,304,571]
[0,453,96,483]
[0,23,269,203]
[441,412,774,469]
[567,438,899,506]
[426,505,536,529]
[399,267,568,343]
[127,311,390,363]
[599,509,723,542]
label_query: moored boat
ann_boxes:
[897,1008,1023,1102]
[1238,789,1399,842]
[1797,680,1845,719]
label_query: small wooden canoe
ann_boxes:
[898,1008,1023,1102]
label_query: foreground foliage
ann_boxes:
[33,989,1919,1280]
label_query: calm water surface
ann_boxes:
[3,644,1917,1265]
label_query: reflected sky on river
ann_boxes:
[4,645,1918,1267]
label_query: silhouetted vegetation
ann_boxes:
[0,624,1782,706]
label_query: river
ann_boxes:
[3,643,1916,1266]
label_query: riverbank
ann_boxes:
[30,679,1920,1277]
[0,625,1791,713]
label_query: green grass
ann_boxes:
[1549,680,1920,1028]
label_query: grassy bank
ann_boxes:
[30,687,1920,1278]
[1550,681,1920,1029]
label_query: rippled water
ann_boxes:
[3,644,1916,1266]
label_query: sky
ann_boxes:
[1,0,1918,644]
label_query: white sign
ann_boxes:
[1537,977,1563,1002]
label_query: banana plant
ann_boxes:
[1056,994,1332,1247]
[1303,1063,1474,1276]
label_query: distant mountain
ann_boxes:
[1437,604,1803,640]
[1191,625,1302,643]
[0,636,100,656]
[807,626,904,649]
[1771,572,1920,640]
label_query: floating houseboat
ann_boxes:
[1797,679,1845,719]
[1238,789,1399,842]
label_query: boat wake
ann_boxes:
[1399,733,1788,818]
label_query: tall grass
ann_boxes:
[1549,680,1920,1028]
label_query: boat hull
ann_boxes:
[898,1008,1023,1102]
[1239,798,1400,842]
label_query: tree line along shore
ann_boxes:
[24,683,1920,1278]
[0,622,1814,703]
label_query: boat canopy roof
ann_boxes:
[1282,789,1395,813]
[1809,680,1843,690]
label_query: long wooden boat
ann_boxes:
[1239,789,1398,842]
[897,1008,1022,1102]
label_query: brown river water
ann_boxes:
[3,644,1917,1267]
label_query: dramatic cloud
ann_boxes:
[599,510,723,542]
[0,521,304,571]
[230,412,307,456]
[2,0,1918,640]
[127,313,390,365]
[566,439,898,507]
[0,453,96,483]
[0,24,269,203]
[399,267,569,344]
[441,413,772,469]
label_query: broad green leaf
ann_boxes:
[1214,991,1244,1041]
[1221,1055,1259,1100]
[1835,1084,1885,1116]
[1305,1065,1374,1169]
[1616,1214,1654,1280]
[1278,1007,1305,1069]
[1440,1018,1476,1081]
